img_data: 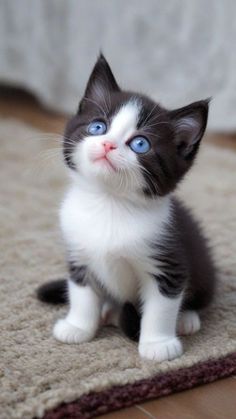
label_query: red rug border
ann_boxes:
[43,352,236,419]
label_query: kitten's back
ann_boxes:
[173,198,217,310]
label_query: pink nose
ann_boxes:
[103,141,117,153]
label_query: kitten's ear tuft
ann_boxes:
[80,54,120,109]
[169,99,210,160]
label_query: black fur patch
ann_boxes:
[152,245,187,298]
[150,196,217,304]
[69,262,87,285]
[37,279,68,304]
[119,303,141,342]
[155,271,186,298]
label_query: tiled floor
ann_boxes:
[1,87,235,419]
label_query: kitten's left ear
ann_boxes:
[169,99,210,160]
[78,53,120,113]
[84,54,119,97]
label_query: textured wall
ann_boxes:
[0,0,236,130]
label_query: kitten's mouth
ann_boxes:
[93,155,117,171]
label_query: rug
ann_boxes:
[1,118,236,419]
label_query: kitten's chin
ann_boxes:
[84,161,118,183]
[92,156,118,172]
[73,156,143,197]
[80,165,136,196]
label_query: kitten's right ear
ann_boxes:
[78,54,120,112]
[169,99,210,161]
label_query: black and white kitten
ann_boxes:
[37,54,216,362]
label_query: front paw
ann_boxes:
[53,319,95,344]
[139,337,183,362]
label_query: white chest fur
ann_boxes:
[60,183,171,302]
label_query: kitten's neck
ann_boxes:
[69,172,172,214]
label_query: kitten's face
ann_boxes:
[64,55,209,197]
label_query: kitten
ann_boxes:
[37,54,216,362]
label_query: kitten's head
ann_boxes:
[64,54,209,198]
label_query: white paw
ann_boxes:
[177,310,201,336]
[139,337,183,362]
[53,319,95,344]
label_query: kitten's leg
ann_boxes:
[139,277,183,362]
[53,280,101,344]
[177,310,201,336]
[101,302,121,327]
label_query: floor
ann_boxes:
[1,87,236,419]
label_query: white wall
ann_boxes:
[0,0,236,131]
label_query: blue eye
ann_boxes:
[129,136,151,154]
[88,120,107,135]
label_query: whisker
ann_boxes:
[130,160,160,197]
[143,121,170,132]
[141,104,159,128]
[25,133,65,143]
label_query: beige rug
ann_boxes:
[1,118,236,419]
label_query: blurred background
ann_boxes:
[0,0,236,132]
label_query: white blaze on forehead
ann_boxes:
[108,100,141,142]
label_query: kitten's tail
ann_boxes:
[37,279,68,304]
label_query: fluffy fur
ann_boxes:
[37,54,216,362]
